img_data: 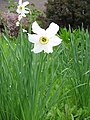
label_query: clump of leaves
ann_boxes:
[45,0,90,29]
[1,12,28,37]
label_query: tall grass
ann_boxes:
[0,27,90,120]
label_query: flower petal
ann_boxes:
[23,10,29,14]
[23,29,27,33]
[18,9,29,17]
[16,21,20,26]
[32,44,43,53]
[19,0,22,5]
[16,7,21,14]
[22,1,29,6]
[32,21,45,36]
[49,36,62,46]
[43,45,53,53]
[18,15,23,21]
[46,22,59,38]
[28,33,39,43]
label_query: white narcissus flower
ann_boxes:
[16,21,20,26]
[18,14,23,21]
[16,0,29,18]
[28,21,62,54]
[23,29,27,33]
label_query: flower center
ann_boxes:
[19,6,23,10]
[39,36,49,45]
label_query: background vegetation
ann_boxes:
[0,0,90,120]
[45,0,90,29]
[0,27,90,120]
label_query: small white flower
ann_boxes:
[28,21,62,54]
[23,29,27,33]
[18,14,23,21]
[16,21,20,26]
[16,0,29,17]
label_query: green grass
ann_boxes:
[0,27,90,120]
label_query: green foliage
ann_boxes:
[45,0,90,29]
[0,27,90,120]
